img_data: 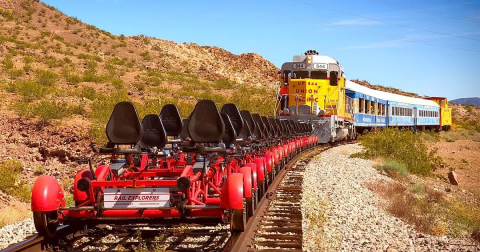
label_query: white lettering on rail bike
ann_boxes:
[104,188,170,209]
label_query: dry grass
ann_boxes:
[366,181,480,237]
[0,204,31,228]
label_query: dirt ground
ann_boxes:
[428,139,480,204]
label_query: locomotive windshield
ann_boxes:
[293,71,309,79]
[311,71,327,79]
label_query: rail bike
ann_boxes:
[30,99,316,237]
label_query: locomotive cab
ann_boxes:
[277,50,350,119]
[276,50,354,143]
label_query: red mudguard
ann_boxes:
[31,176,65,212]
[254,158,265,181]
[73,169,94,202]
[264,152,273,173]
[239,166,252,198]
[245,163,258,191]
[220,173,244,210]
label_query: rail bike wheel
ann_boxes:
[230,198,247,232]
[33,211,58,238]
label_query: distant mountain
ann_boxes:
[450,97,480,107]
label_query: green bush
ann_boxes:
[14,100,83,124]
[7,81,51,101]
[374,160,409,177]
[2,54,14,70]
[111,78,124,90]
[352,128,442,175]
[0,159,31,202]
[134,82,146,91]
[213,79,234,89]
[419,130,440,142]
[80,87,97,100]
[36,69,58,87]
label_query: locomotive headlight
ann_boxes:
[307,56,312,64]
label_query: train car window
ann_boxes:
[383,104,386,116]
[311,71,327,79]
[359,98,364,113]
[293,71,309,79]
[371,102,375,115]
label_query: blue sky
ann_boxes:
[42,0,480,100]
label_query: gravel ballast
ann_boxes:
[0,218,35,249]
[302,143,479,252]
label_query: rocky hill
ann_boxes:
[451,97,480,107]
[0,0,280,219]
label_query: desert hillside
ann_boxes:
[0,0,280,223]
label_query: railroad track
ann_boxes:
[2,143,351,252]
[229,145,332,252]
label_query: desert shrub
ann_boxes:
[374,160,409,177]
[0,159,31,202]
[2,54,14,69]
[80,87,97,100]
[7,81,51,101]
[140,51,151,60]
[0,8,15,21]
[77,53,102,62]
[212,79,234,89]
[441,128,475,142]
[134,82,146,91]
[111,78,124,90]
[82,70,104,83]
[36,69,58,87]
[9,68,24,79]
[65,73,82,84]
[419,130,440,142]
[34,165,46,175]
[14,100,83,124]
[352,128,442,175]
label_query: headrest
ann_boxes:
[239,118,252,140]
[254,121,264,140]
[280,120,289,135]
[159,104,183,137]
[252,114,265,140]
[180,118,190,140]
[274,119,283,135]
[287,120,295,134]
[240,110,257,139]
[261,116,272,138]
[187,100,225,143]
[268,118,278,137]
[221,113,237,146]
[221,104,244,136]
[105,102,143,145]
[138,114,167,149]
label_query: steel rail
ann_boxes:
[0,225,73,252]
